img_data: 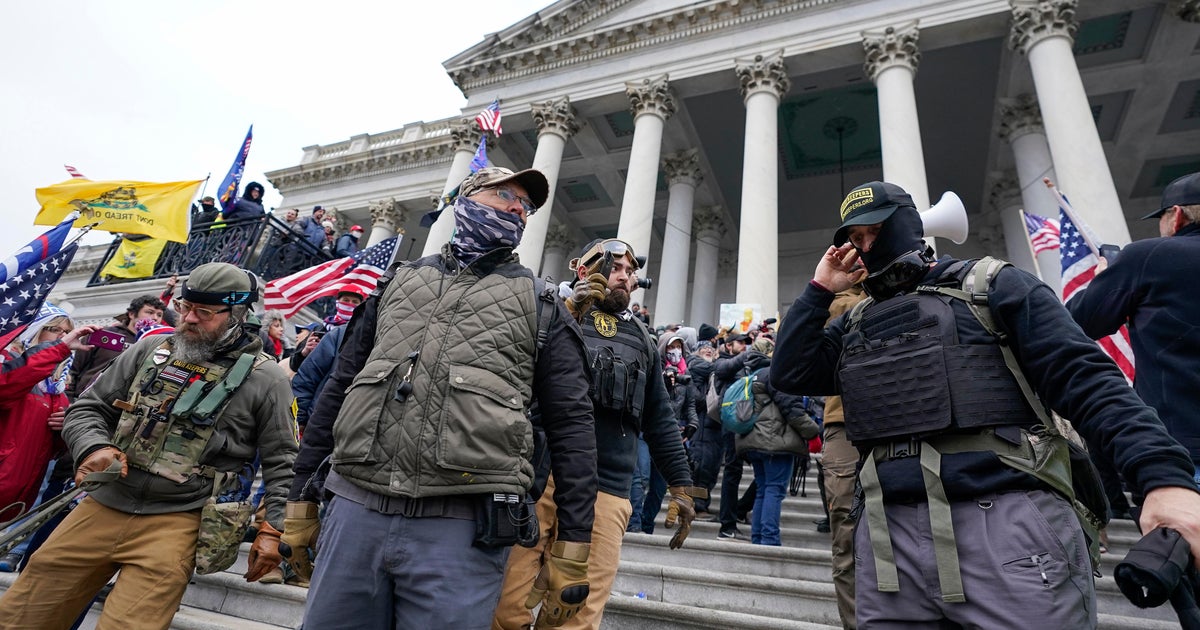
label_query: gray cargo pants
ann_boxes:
[855,489,1095,629]
[301,493,511,630]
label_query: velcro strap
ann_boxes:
[550,540,590,562]
[920,444,966,603]
[191,353,257,420]
[859,451,899,593]
[285,502,320,519]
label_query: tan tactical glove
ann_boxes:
[75,447,128,486]
[279,501,320,585]
[565,273,608,320]
[526,540,590,628]
[244,520,283,582]
[665,486,704,550]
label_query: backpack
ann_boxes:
[705,373,722,422]
[721,370,763,435]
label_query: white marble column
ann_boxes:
[516,97,579,274]
[688,206,724,327]
[734,51,790,317]
[366,198,408,247]
[617,76,676,262]
[998,94,1062,293]
[1010,0,1130,245]
[539,223,574,284]
[654,150,702,328]
[864,22,932,228]
[422,119,482,256]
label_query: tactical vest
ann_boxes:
[838,280,1040,446]
[113,339,264,484]
[579,307,655,430]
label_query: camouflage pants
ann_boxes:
[0,497,200,630]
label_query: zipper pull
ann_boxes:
[1033,554,1049,587]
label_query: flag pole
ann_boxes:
[1043,177,1100,257]
[1018,209,1045,281]
[197,172,212,199]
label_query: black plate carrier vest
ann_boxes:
[838,281,1040,446]
[580,308,653,431]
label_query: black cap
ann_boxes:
[1141,172,1200,220]
[833,181,916,245]
[698,323,718,341]
[726,332,750,344]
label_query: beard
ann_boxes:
[599,287,631,313]
[173,321,235,364]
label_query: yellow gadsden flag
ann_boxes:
[35,179,203,243]
[98,235,168,279]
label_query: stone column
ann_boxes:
[422,119,482,256]
[864,22,931,224]
[366,198,408,247]
[688,206,724,327]
[617,76,676,262]
[998,94,1063,293]
[654,150,702,328]
[734,51,790,317]
[540,223,575,284]
[1010,0,1130,245]
[516,97,580,274]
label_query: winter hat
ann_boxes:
[698,323,719,342]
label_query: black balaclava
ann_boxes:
[858,206,932,299]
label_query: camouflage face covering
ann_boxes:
[449,195,524,266]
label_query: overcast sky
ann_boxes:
[0,0,550,259]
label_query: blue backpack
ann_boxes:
[721,370,762,435]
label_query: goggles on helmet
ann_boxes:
[570,239,640,272]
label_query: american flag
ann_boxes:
[1057,192,1135,384]
[1022,210,1060,254]
[0,245,78,336]
[474,98,503,135]
[64,165,87,179]
[264,236,400,319]
[469,136,489,173]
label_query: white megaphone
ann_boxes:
[921,191,969,245]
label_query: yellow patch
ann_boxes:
[171,360,209,375]
[289,398,300,445]
[592,312,619,338]
[840,188,874,220]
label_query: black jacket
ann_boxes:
[771,260,1195,502]
[1067,223,1200,464]
[686,352,716,427]
[291,252,598,541]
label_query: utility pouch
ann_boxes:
[194,471,254,575]
[628,366,647,419]
[474,493,538,549]
[611,360,629,412]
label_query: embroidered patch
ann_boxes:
[171,360,209,376]
[591,311,618,338]
[152,347,171,365]
[158,365,194,386]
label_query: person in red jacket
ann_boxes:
[0,304,96,524]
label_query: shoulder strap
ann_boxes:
[846,295,875,332]
[532,278,559,365]
[920,256,1057,434]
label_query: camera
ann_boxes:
[637,277,653,290]
[662,369,691,385]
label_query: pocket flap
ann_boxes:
[449,364,523,410]
[349,359,397,388]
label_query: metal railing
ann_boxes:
[87,215,334,288]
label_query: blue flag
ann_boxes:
[469,136,489,173]
[1,213,77,285]
[217,125,254,213]
[0,244,78,335]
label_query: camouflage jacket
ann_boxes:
[63,331,298,529]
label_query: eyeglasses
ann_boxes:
[173,299,232,321]
[489,187,538,217]
[41,326,71,337]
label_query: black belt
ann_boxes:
[325,471,477,519]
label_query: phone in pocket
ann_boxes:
[88,330,128,353]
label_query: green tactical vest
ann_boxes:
[113,339,265,484]
[332,252,539,499]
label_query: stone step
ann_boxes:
[600,596,839,629]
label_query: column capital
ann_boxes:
[862,22,921,81]
[531,96,580,141]
[449,118,484,153]
[718,249,739,272]
[625,75,676,121]
[735,51,790,101]
[1009,0,1078,55]
[988,172,1023,211]
[1178,0,1200,22]
[544,223,575,254]
[662,149,703,188]
[369,198,409,234]
[328,208,347,233]
[693,206,725,240]
[997,93,1045,141]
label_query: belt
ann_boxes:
[325,471,477,519]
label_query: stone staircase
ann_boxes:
[0,464,1184,629]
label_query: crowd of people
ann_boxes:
[0,168,1197,630]
[192,190,363,261]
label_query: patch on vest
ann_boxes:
[591,312,619,338]
[153,347,171,365]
